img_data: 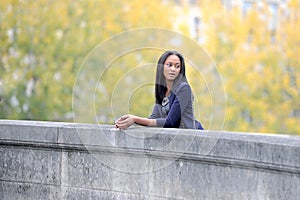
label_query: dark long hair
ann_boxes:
[155,50,188,104]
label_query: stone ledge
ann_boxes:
[1,120,300,199]
[1,120,299,171]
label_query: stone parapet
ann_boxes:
[0,120,299,199]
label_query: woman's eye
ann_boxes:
[165,63,180,68]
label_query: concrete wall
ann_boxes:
[0,120,300,200]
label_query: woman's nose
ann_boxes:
[170,65,176,71]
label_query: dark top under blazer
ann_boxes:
[149,82,204,130]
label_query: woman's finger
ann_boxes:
[117,122,129,129]
[120,115,129,120]
[116,119,129,128]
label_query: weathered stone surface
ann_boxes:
[0,120,59,143]
[1,181,61,200]
[0,147,60,185]
[0,120,300,199]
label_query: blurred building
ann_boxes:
[171,0,289,43]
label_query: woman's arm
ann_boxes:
[115,114,157,129]
[115,83,192,129]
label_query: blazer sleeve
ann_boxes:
[149,104,163,119]
[156,83,192,128]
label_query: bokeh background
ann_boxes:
[0,0,299,135]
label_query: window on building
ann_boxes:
[242,1,253,17]
[268,2,278,29]
[193,16,201,42]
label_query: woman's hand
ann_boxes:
[115,114,136,129]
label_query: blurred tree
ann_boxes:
[196,0,300,134]
[0,0,172,122]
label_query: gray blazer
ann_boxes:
[149,82,204,130]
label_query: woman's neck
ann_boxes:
[165,80,173,96]
[166,80,173,89]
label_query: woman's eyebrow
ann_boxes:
[166,61,180,64]
[165,61,180,65]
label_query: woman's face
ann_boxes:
[163,54,181,82]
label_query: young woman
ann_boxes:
[115,50,204,130]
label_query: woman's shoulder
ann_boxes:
[174,81,191,92]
